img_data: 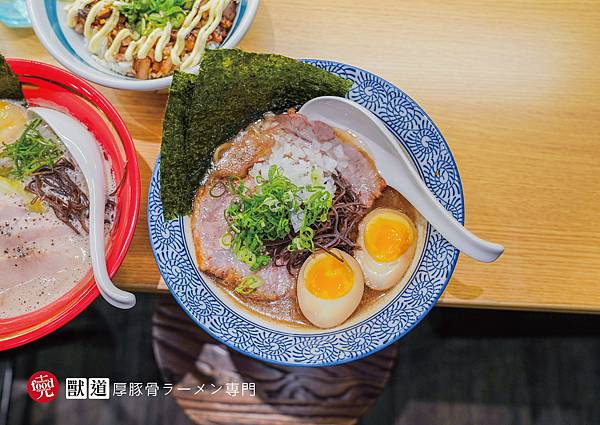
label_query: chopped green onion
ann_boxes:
[209,180,226,198]
[115,0,194,36]
[0,118,63,181]
[234,275,265,295]
[219,232,233,248]
[223,165,334,271]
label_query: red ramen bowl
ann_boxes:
[0,59,140,350]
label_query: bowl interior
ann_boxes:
[0,59,140,350]
[28,0,258,90]
[148,60,464,366]
[180,212,429,335]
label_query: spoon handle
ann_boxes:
[380,145,503,262]
[29,107,137,308]
[368,121,504,263]
[88,166,137,308]
[299,97,504,263]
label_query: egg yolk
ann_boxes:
[304,254,354,299]
[364,212,415,263]
[0,100,26,143]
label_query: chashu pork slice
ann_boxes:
[192,184,294,301]
[272,113,386,205]
[0,190,89,304]
[192,113,387,302]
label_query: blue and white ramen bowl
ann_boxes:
[148,60,464,366]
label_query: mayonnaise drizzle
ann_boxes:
[137,27,163,60]
[89,7,119,53]
[66,0,95,27]
[104,28,131,61]
[154,22,172,62]
[124,36,146,61]
[84,1,109,40]
[171,0,212,66]
[66,0,233,75]
[180,0,228,70]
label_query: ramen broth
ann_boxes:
[212,186,419,327]
[0,111,116,319]
[196,117,421,328]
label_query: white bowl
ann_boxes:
[27,0,259,91]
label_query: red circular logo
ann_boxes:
[27,371,59,403]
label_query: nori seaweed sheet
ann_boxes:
[160,71,197,219]
[0,53,24,101]
[160,49,353,219]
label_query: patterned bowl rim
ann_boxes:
[148,59,464,367]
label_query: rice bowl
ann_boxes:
[26,0,259,90]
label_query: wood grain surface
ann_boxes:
[1,0,599,312]
[153,299,397,424]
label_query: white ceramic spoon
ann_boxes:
[299,97,504,263]
[29,107,136,309]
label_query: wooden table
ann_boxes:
[1,0,599,313]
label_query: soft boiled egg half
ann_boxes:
[0,100,26,143]
[355,208,417,291]
[297,249,364,329]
